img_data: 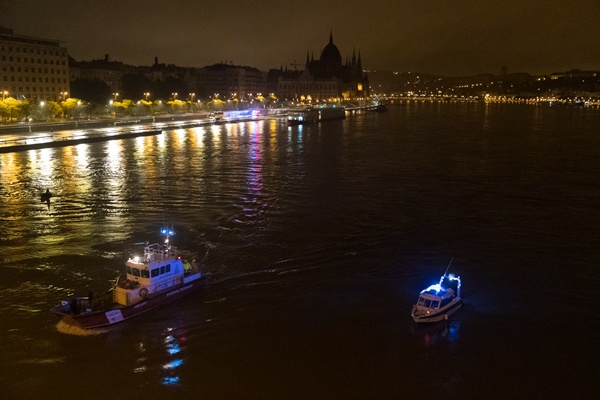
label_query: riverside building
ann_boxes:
[0,27,70,101]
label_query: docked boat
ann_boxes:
[411,269,462,323]
[51,228,203,329]
[366,102,387,112]
[287,106,345,125]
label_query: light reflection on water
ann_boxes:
[160,329,184,386]
[412,320,461,349]
[130,326,190,387]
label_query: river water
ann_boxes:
[1,102,599,399]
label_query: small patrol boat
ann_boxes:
[411,260,462,323]
[51,228,203,329]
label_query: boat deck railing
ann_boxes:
[144,243,178,261]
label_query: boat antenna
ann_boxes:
[444,257,454,276]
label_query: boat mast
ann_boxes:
[443,257,454,276]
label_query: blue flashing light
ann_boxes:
[421,283,442,294]
[167,344,181,355]
[421,274,461,294]
[162,376,180,385]
[163,359,183,370]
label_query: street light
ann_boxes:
[189,92,195,102]
[60,91,68,100]
[144,92,150,101]
[113,92,119,101]
[172,92,178,100]
[2,91,8,100]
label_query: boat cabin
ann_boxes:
[115,238,189,306]
[416,287,456,311]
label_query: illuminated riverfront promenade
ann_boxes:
[0,113,271,153]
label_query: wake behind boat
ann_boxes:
[411,261,462,323]
[51,228,203,329]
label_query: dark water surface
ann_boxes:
[1,103,599,399]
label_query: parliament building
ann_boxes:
[273,31,369,102]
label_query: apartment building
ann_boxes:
[0,27,70,101]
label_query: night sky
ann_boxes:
[2,0,599,76]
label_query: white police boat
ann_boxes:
[411,265,462,323]
[51,228,203,329]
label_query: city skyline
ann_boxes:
[2,0,599,76]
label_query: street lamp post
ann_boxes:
[109,99,116,118]
[2,91,8,100]
[144,92,150,101]
[113,92,119,102]
[39,101,46,121]
[189,93,196,112]
[172,92,178,101]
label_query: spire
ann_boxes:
[357,50,362,72]
[352,47,356,66]
[306,50,310,66]
[329,29,333,44]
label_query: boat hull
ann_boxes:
[411,299,462,323]
[287,107,345,125]
[52,274,203,329]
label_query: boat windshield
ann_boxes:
[127,266,150,278]
[417,297,440,310]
